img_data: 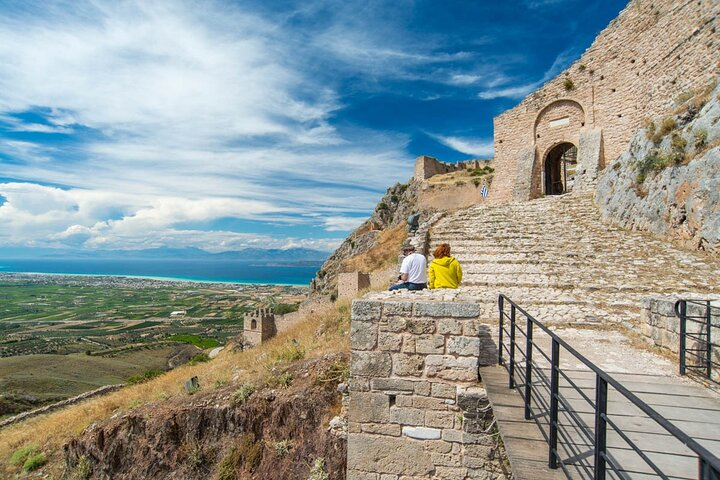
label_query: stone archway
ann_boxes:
[543,142,577,195]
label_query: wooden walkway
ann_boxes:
[480,329,720,480]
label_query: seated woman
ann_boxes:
[428,243,462,289]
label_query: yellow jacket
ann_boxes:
[428,256,462,289]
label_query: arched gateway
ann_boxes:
[543,142,578,195]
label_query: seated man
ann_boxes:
[389,244,427,291]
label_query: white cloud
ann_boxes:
[431,135,494,157]
[322,216,366,232]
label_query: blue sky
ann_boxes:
[0,0,627,253]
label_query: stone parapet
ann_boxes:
[640,296,719,383]
[347,298,507,479]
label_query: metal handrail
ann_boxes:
[675,299,719,384]
[498,294,720,480]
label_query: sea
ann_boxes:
[0,258,322,286]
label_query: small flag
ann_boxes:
[480,184,488,198]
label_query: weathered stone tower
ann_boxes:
[338,272,371,299]
[243,308,276,348]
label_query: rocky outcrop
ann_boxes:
[312,180,426,294]
[596,79,720,255]
[64,355,347,480]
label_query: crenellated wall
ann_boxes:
[490,0,720,203]
[347,299,506,479]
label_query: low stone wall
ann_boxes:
[347,299,507,479]
[0,384,124,429]
[640,297,719,383]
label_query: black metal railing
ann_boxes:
[498,294,720,480]
[675,299,719,384]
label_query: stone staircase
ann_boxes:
[427,192,720,325]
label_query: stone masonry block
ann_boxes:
[349,392,390,423]
[425,410,455,428]
[430,452,462,467]
[352,300,383,321]
[402,426,441,440]
[379,475,399,480]
[362,423,402,437]
[395,395,414,407]
[380,317,409,333]
[423,439,453,454]
[349,376,370,392]
[351,321,378,351]
[434,466,468,480]
[378,332,402,351]
[412,395,449,410]
[425,355,478,382]
[390,407,425,426]
[347,470,379,480]
[415,334,445,354]
[446,336,481,356]
[352,351,392,378]
[437,318,463,335]
[392,353,425,377]
[431,383,457,399]
[414,381,431,396]
[401,334,416,353]
[371,378,415,392]
[347,434,435,475]
[407,318,436,334]
[414,302,480,318]
[383,302,413,316]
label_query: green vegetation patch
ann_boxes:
[273,303,299,315]
[127,368,165,384]
[168,335,219,349]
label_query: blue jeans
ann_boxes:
[389,282,427,291]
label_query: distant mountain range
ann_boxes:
[0,246,329,263]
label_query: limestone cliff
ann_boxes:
[311,180,426,294]
[596,79,720,255]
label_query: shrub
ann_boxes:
[268,371,293,388]
[272,439,294,458]
[455,180,466,186]
[188,353,211,366]
[23,453,47,472]
[636,149,669,184]
[233,384,255,405]
[472,178,481,187]
[694,128,708,150]
[274,303,300,315]
[273,340,305,364]
[578,64,587,72]
[308,458,329,480]
[669,133,688,164]
[128,369,164,385]
[563,78,575,91]
[319,360,349,383]
[70,455,93,480]
[10,444,38,466]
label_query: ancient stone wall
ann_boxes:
[347,299,506,479]
[640,297,719,383]
[415,155,492,181]
[490,0,720,203]
[338,272,372,299]
[243,308,276,348]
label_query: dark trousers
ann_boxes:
[389,282,427,291]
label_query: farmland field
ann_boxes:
[0,273,307,418]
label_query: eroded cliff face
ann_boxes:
[596,79,720,255]
[63,354,348,480]
[311,180,424,294]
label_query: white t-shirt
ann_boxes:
[400,252,428,284]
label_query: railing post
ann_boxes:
[509,305,516,389]
[699,457,720,480]
[594,375,608,480]
[679,300,687,376]
[706,301,712,380]
[549,338,560,469]
[498,296,504,366]
[524,315,534,420]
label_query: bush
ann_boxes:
[694,128,708,150]
[273,340,305,364]
[10,444,38,466]
[233,384,255,405]
[636,149,669,184]
[128,369,164,385]
[23,453,47,472]
[70,455,93,480]
[274,303,300,315]
[272,439,293,458]
[267,371,293,388]
[669,133,687,164]
[563,78,575,91]
[187,353,211,366]
[308,458,329,480]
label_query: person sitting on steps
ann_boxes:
[428,243,462,289]
[388,244,427,291]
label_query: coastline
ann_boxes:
[0,271,311,287]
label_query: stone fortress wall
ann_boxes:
[347,300,506,479]
[415,155,492,181]
[490,0,720,203]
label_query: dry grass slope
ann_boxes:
[0,300,351,478]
